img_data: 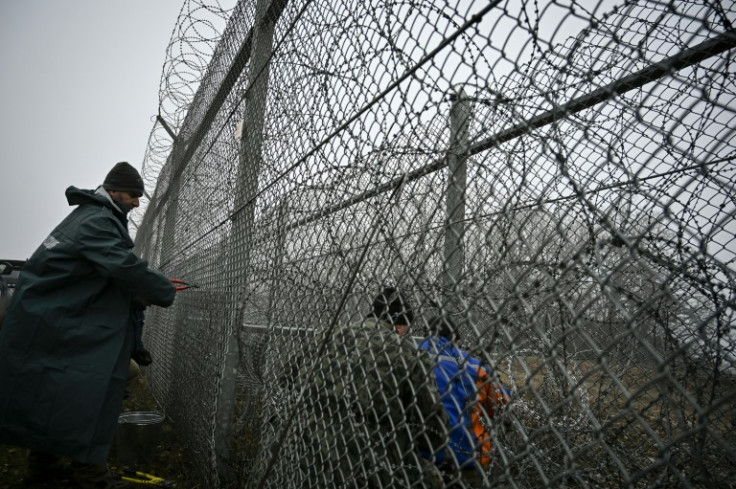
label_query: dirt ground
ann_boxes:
[0,373,206,488]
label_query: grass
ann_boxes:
[492,354,736,488]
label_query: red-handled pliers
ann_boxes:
[170,279,199,291]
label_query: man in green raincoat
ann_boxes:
[0,162,176,488]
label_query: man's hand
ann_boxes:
[132,349,153,366]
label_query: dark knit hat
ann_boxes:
[371,287,414,326]
[429,316,455,340]
[103,162,144,196]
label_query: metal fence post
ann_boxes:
[269,199,288,323]
[214,0,287,483]
[160,153,184,267]
[441,88,470,313]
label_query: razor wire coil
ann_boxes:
[134,0,736,487]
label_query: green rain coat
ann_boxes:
[0,186,175,464]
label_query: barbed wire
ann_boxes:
[129,0,236,230]
[135,0,736,487]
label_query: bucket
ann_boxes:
[115,411,165,466]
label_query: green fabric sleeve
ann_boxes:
[77,213,175,307]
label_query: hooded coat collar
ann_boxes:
[65,186,128,225]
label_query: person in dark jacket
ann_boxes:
[280,287,447,488]
[0,162,176,489]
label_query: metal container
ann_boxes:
[115,411,165,466]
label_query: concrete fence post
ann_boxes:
[441,88,470,313]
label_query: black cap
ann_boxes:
[103,162,144,196]
[371,287,414,326]
[429,316,455,340]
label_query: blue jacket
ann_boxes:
[417,335,509,468]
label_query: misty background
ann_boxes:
[0,1,187,259]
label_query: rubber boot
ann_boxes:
[70,461,131,489]
[24,450,70,485]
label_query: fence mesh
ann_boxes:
[134,0,736,487]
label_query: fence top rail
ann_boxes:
[273,30,736,237]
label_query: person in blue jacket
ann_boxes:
[417,316,511,486]
[0,162,176,489]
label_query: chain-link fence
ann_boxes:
[134,0,736,487]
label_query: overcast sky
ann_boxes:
[0,2,187,259]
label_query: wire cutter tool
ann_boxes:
[170,278,199,291]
